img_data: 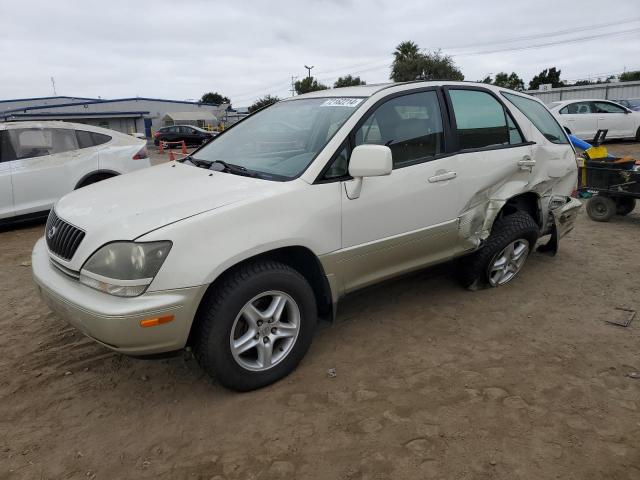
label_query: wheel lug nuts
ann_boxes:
[271,327,277,334]
[254,334,259,340]
[263,337,269,343]
[257,320,263,326]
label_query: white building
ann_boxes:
[0,96,247,138]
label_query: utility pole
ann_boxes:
[304,65,314,80]
[50,76,57,95]
[290,76,298,96]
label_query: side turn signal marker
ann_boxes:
[140,315,175,328]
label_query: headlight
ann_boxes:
[79,241,172,297]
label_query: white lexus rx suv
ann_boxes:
[32,82,581,391]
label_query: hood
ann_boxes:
[54,162,285,265]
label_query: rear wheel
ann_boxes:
[193,260,317,391]
[616,197,636,216]
[76,173,116,188]
[458,211,539,289]
[586,195,616,222]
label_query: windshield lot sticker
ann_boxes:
[321,98,364,107]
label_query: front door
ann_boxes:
[594,101,634,138]
[338,90,462,293]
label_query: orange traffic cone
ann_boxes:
[158,141,164,154]
[168,149,175,161]
[181,140,187,154]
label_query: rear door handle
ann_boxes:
[428,171,457,183]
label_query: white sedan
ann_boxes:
[0,121,150,225]
[548,99,640,141]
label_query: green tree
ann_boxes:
[200,92,230,104]
[492,72,525,91]
[248,95,280,113]
[619,70,640,82]
[334,75,366,88]
[481,75,493,84]
[294,77,329,95]
[391,42,464,82]
[528,67,563,90]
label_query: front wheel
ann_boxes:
[193,261,317,391]
[586,195,616,222]
[458,211,539,289]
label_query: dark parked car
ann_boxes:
[154,125,217,147]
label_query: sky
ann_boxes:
[0,0,638,107]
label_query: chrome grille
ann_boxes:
[45,210,85,261]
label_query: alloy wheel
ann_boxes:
[229,291,301,371]
[487,239,530,286]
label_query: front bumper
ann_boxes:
[32,237,207,355]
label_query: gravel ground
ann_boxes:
[1,143,639,479]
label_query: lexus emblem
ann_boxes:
[47,226,57,239]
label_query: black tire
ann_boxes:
[193,260,317,391]
[586,195,616,222]
[635,127,640,142]
[76,173,116,189]
[458,211,539,290]
[616,197,636,216]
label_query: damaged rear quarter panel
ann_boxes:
[456,136,578,248]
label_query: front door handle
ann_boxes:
[428,171,457,183]
[518,156,536,169]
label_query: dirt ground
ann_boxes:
[1,143,639,479]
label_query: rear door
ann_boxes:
[559,102,598,139]
[442,87,535,221]
[0,131,14,220]
[593,101,634,138]
[10,127,87,215]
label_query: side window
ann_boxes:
[507,115,523,144]
[564,102,592,115]
[76,130,94,148]
[0,130,17,162]
[354,91,444,168]
[90,132,111,146]
[502,92,568,144]
[449,89,513,149]
[323,144,350,180]
[594,102,626,114]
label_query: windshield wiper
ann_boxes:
[208,160,260,178]
[179,155,212,168]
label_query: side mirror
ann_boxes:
[346,144,393,199]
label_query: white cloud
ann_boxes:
[0,0,638,106]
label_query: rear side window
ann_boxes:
[449,89,519,149]
[1,128,79,160]
[90,132,111,146]
[560,102,592,115]
[76,130,111,148]
[502,92,569,144]
[354,91,444,168]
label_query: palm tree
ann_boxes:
[393,41,420,62]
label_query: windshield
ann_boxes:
[191,97,364,179]
[627,99,640,108]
